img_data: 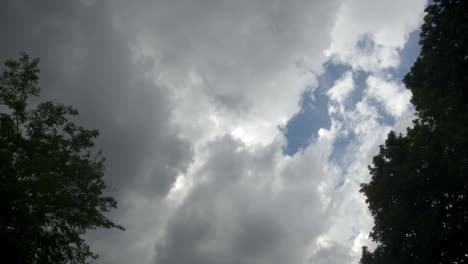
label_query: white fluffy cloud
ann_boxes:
[326,0,426,71]
[328,71,355,114]
[328,72,354,103]
[365,75,413,118]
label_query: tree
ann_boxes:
[0,53,123,264]
[360,0,468,263]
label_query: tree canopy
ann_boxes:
[0,53,123,264]
[360,0,468,263]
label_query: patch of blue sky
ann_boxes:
[282,62,349,156]
[283,29,421,159]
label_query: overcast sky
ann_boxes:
[0,0,427,263]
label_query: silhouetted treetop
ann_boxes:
[0,53,123,264]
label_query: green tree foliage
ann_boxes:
[0,53,123,263]
[360,0,468,263]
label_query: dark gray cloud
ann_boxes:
[0,0,193,198]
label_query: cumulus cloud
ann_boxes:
[365,75,412,118]
[156,136,336,264]
[328,71,354,114]
[0,0,427,263]
[100,0,338,146]
[326,0,426,71]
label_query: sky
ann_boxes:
[0,1,427,263]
